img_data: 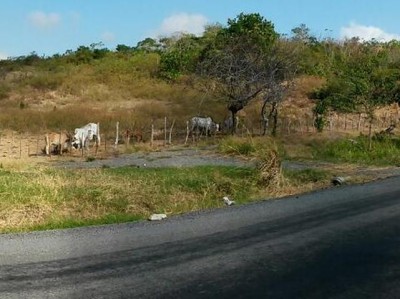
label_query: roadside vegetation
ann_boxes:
[0,161,333,233]
[311,135,400,166]
[1,13,400,232]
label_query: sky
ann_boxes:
[1,0,400,59]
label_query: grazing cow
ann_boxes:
[72,123,100,150]
[45,132,72,156]
[190,116,220,137]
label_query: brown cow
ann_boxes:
[45,132,72,156]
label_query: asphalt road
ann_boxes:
[1,175,400,298]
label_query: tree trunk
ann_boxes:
[271,103,278,136]
[261,101,269,136]
[229,109,238,135]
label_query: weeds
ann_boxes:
[0,160,334,233]
[311,135,400,166]
[218,136,283,157]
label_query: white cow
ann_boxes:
[72,123,100,150]
[190,116,219,137]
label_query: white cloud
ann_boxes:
[340,22,400,42]
[28,11,61,29]
[101,31,115,42]
[155,13,208,37]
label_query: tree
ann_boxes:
[197,13,281,134]
[159,33,203,80]
[135,38,163,53]
[260,39,299,136]
[116,44,133,53]
[291,23,316,44]
[313,41,400,148]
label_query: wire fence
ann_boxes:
[0,111,398,159]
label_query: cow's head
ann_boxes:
[71,138,81,149]
[211,122,220,133]
[71,130,82,149]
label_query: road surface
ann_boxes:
[1,175,400,298]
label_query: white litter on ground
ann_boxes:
[148,214,167,221]
[223,196,235,206]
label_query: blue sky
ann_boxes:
[1,0,400,59]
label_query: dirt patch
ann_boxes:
[53,148,255,169]
[0,131,399,184]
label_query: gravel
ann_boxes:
[52,147,400,181]
[54,148,256,169]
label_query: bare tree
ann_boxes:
[198,35,298,135]
[260,41,299,136]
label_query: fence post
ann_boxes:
[185,121,190,145]
[115,121,119,149]
[169,119,175,145]
[150,123,154,147]
[164,117,167,146]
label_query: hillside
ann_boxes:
[0,54,320,136]
[0,51,398,144]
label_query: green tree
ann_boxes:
[198,13,294,134]
[159,33,203,80]
[135,38,163,53]
[313,42,400,148]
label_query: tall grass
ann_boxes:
[0,159,334,233]
[218,135,284,158]
[311,135,400,166]
[0,165,258,232]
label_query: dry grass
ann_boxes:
[2,60,400,233]
[0,164,257,232]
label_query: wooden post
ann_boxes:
[164,116,167,146]
[96,122,100,155]
[150,124,154,147]
[126,129,130,148]
[81,131,84,157]
[115,121,119,149]
[168,119,175,145]
[185,121,189,145]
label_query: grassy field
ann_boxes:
[1,57,400,233]
[0,140,338,233]
[1,132,399,233]
[4,166,333,234]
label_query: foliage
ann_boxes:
[218,137,257,156]
[218,136,283,158]
[284,168,330,184]
[311,41,400,137]
[0,165,258,232]
[197,13,288,133]
[159,33,204,80]
[1,13,400,138]
[311,135,400,166]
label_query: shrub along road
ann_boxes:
[0,174,400,298]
